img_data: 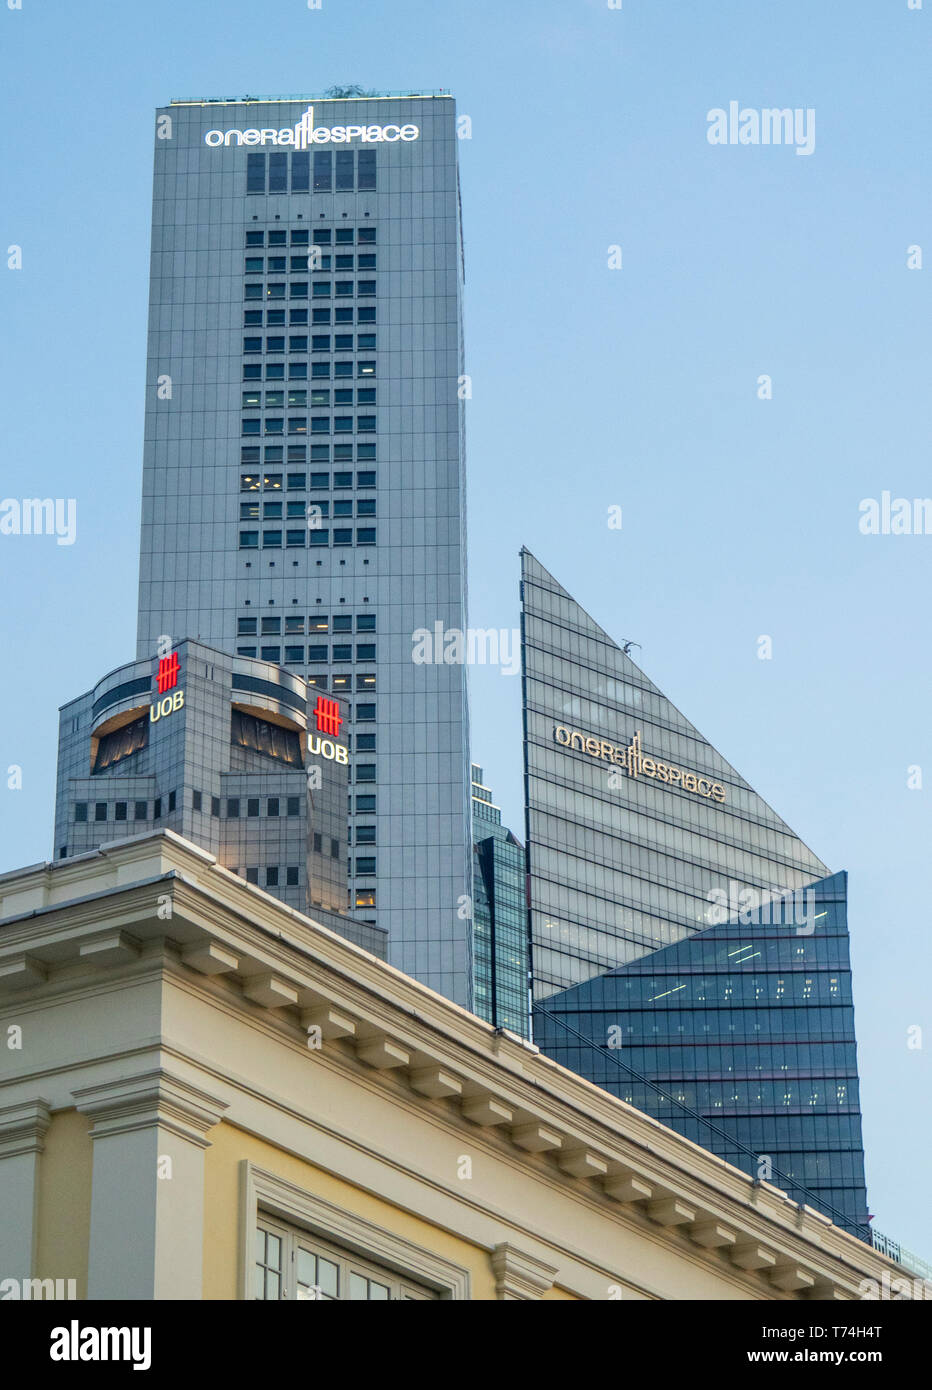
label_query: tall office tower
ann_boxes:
[520,549,828,1000]
[470,765,528,1036]
[521,550,869,1235]
[136,93,472,1006]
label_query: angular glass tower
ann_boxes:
[533,873,870,1239]
[471,765,528,1036]
[521,551,868,1238]
[520,549,828,1001]
[136,94,472,1006]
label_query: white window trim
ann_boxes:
[239,1161,470,1300]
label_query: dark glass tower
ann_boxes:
[533,873,870,1239]
[471,765,528,1036]
[520,550,869,1239]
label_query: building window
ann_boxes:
[227,798,240,818]
[134,800,148,820]
[330,838,340,860]
[74,802,88,822]
[211,796,221,817]
[153,798,162,820]
[356,825,376,844]
[355,889,376,909]
[246,867,260,885]
[93,714,149,774]
[286,866,299,886]
[266,867,279,888]
[355,858,376,876]
[192,791,202,812]
[246,153,266,193]
[248,798,260,817]
[313,151,333,192]
[115,802,128,821]
[287,796,300,817]
[268,797,280,818]
[232,710,303,767]
[313,832,322,853]
[168,790,176,813]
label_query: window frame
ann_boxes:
[240,1163,469,1300]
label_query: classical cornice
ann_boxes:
[0,831,913,1300]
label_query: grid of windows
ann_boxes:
[534,873,870,1242]
[255,1218,434,1301]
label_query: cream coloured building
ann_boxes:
[0,831,913,1301]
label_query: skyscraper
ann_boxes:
[470,765,528,1036]
[520,549,828,1000]
[520,551,869,1236]
[136,93,472,1006]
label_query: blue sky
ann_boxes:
[1,0,930,1256]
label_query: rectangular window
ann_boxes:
[287,796,300,816]
[356,701,376,718]
[211,796,221,817]
[357,528,376,545]
[356,795,376,812]
[74,802,88,822]
[284,644,304,662]
[227,798,240,818]
[291,151,310,192]
[261,644,281,661]
[246,231,265,247]
[168,790,177,813]
[266,867,279,888]
[291,228,310,246]
[287,473,306,491]
[357,307,376,323]
[357,150,376,191]
[286,866,299,886]
[266,363,285,379]
[313,151,333,192]
[289,362,307,379]
[246,153,266,194]
[290,282,308,299]
[356,644,376,661]
[240,531,259,549]
[335,150,355,191]
[355,858,376,876]
[356,765,376,783]
[248,798,260,817]
[268,798,280,818]
[356,825,376,843]
[268,152,287,192]
[313,229,332,245]
[308,645,328,662]
[134,800,148,820]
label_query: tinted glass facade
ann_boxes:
[471,765,528,1036]
[520,549,828,1001]
[534,872,870,1240]
[136,95,472,1006]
